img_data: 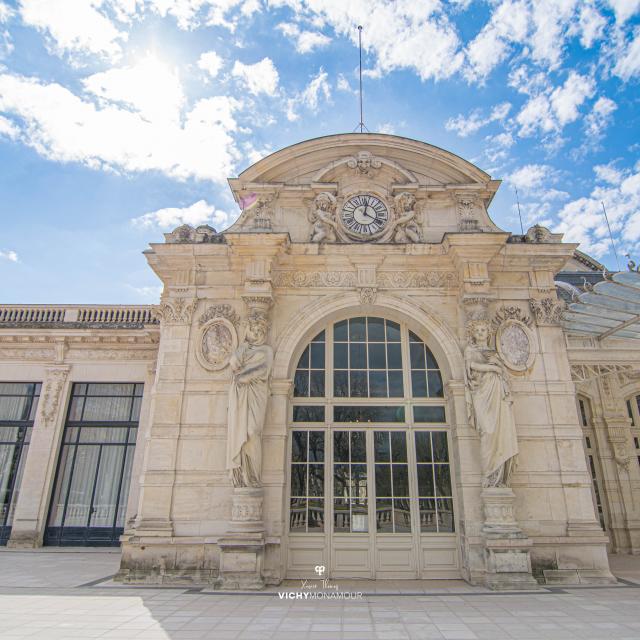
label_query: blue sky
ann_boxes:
[0,0,639,303]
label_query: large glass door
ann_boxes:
[0,383,41,545]
[45,383,141,546]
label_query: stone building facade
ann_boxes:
[1,134,639,589]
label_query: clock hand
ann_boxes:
[361,206,375,221]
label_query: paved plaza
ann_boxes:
[1,551,640,640]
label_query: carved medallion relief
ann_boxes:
[196,304,240,371]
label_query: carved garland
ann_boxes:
[40,367,70,427]
[530,297,565,325]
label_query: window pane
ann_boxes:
[368,343,386,369]
[414,406,446,423]
[427,371,444,398]
[375,464,391,497]
[334,406,405,423]
[383,345,400,373]
[334,371,348,397]
[131,396,142,421]
[292,431,307,462]
[293,406,325,422]
[334,498,350,531]
[351,432,366,462]
[410,343,425,369]
[89,446,124,527]
[291,464,307,496]
[78,427,128,443]
[376,498,393,532]
[394,499,412,532]
[297,346,309,368]
[47,446,74,526]
[350,371,367,397]
[351,464,368,497]
[310,342,325,368]
[411,371,428,397]
[294,371,309,397]
[0,396,30,421]
[368,317,385,341]
[309,464,324,496]
[426,348,438,369]
[369,371,387,397]
[86,383,135,396]
[308,431,325,461]
[415,432,432,462]
[350,343,366,369]
[333,431,349,462]
[392,465,409,496]
[435,465,451,496]
[68,397,84,421]
[309,371,325,397]
[334,343,348,368]
[391,432,407,462]
[334,464,350,494]
[374,431,390,462]
[418,464,434,496]
[308,499,324,530]
[437,498,455,532]
[432,432,449,462]
[349,317,366,341]
[313,330,325,342]
[351,500,368,532]
[290,498,307,531]
[334,320,348,341]
[63,445,100,526]
[386,321,401,342]
[82,396,132,422]
[419,498,437,532]
[388,371,404,397]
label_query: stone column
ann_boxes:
[8,366,70,548]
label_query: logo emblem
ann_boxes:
[314,565,326,576]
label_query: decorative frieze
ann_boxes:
[377,271,458,289]
[530,297,565,325]
[272,270,357,288]
[0,348,56,361]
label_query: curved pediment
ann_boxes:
[226,133,502,243]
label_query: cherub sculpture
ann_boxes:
[392,192,422,243]
[309,192,338,243]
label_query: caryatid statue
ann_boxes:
[226,307,273,488]
[464,318,519,487]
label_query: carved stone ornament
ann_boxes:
[40,367,70,427]
[164,224,224,244]
[529,297,565,325]
[346,150,382,176]
[359,287,377,305]
[251,197,274,230]
[154,298,198,325]
[392,192,423,243]
[493,305,532,328]
[273,270,357,288]
[309,192,338,244]
[199,304,240,328]
[495,319,535,372]
[196,318,238,371]
[377,271,458,289]
[456,195,482,232]
[524,224,561,243]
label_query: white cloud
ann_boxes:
[507,164,553,192]
[82,55,184,124]
[126,284,163,299]
[377,122,395,134]
[0,2,13,22]
[607,0,640,23]
[286,68,331,121]
[0,114,17,138]
[555,161,640,258]
[277,22,331,53]
[584,97,617,137]
[132,199,234,230]
[0,71,242,183]
[445,102,511,137]
[0,249,18,262]
[19,0,126,61]
[232,57,279,96]
[577,2,606,48]
[273,1,463,81]
[197,50,224,78]
[515,71,595,138]
[613,27,640,80]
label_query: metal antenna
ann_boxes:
[601,201,621,271]
[515,187,524,235]
[355,25,368,133]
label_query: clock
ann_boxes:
[341,194,389,237]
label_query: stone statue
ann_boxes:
[226,309,273,487]
[392,192,422,243]
[309,192,338,243]
[464,319,519,487]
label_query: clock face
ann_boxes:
[341,194,389,236]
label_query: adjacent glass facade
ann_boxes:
[45,383,142,546]
[0,383,41,545]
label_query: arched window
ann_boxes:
[288,316,453,546]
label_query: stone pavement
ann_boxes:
[1,550,640,639]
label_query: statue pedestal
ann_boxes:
[481,488,539,590]
[216,487,265,590]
